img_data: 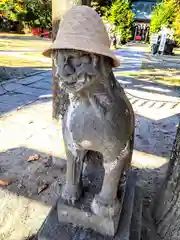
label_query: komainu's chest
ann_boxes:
[65,97,133,147]
[66,102,101,138]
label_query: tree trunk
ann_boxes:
[52,0,91,120]
[153,122,180,240]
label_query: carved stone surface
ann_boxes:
[38,170,142,240]
[53,49,135,227]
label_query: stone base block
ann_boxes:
[57,194,124,236]
[38,170,140,240]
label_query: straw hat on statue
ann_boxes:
[42,5,120,67]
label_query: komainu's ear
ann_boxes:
[51,49,57,59]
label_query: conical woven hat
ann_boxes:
[42,5,120,67]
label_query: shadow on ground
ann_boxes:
[0,146,66,206]
[134,113,179,158]
[115,72,180,98]
[0,94,52,117]
[0,145,169,239]
[0,66,51,82]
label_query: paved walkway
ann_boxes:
[115,48,180,100]
[116,47,145,72]
[0,47,179,240]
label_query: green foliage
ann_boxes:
[0,0,52,29]
[0,0,27,22]
[150,0,180,45]
[150,0,175,33]
[108,0,134,43]
[172,8,180,45]
[92,0,111,18]
[25,0,52,28]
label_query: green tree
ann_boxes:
[0,0,27,22]
[25,0,52,28]
[150,0,180,46]
[0,0,52,29]
[108,0,134,43]
[150,0,175,33]
[92,0,111,18]
[172,9,180,45]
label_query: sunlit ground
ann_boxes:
[0,53,51,68]
[0,188,50,240]
[115,69,180,86]
[0,34,52,80]
[1,98,177,169]
[0,33,51,51]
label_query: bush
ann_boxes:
[108,0,134,43]
[92,0,111,19]
[150,0,175,33]
[0,0,52,31]
[150,0,180,46]
[0,0,27,22]
[173,10,180,46]
[25,0,52,29]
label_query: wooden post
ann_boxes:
[52,0,91,120]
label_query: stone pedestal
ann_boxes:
[38,169,143,240]
[56,180,126,237]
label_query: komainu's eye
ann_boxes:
[69,57,81,67]
[63,64,75,75]
[81,55,91,64]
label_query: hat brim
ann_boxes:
[42,35,120,68]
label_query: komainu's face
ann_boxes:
[53,49,99,92]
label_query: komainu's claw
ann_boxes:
[91,194,120,218]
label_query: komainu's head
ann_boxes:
[42,5,120,92]
[53,49,113,93]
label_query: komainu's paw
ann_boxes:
[91,195,120,218]
[61,184,81,205]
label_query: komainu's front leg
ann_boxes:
[62,149,86,204]
[91,142,130,218]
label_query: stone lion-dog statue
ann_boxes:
[43,5,135,219]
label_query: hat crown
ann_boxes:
[42,5,120,67]
[56,6,110,47]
